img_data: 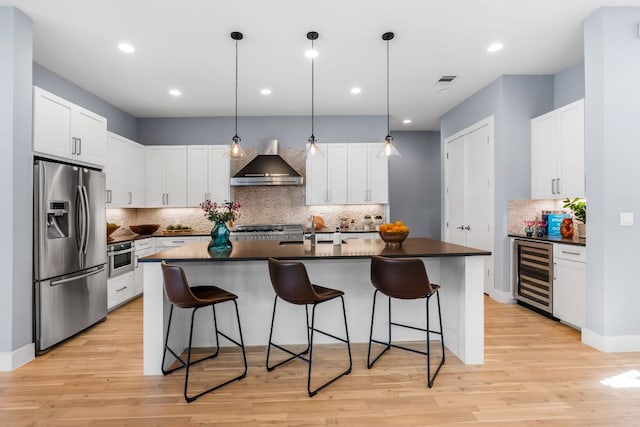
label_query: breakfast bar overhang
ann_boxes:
[141,237,490,375]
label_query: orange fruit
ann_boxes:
[394,220,404,226]
[400,225,409,233]
[392,226,401,232]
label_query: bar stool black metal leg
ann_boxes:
[266,296,311,372]
[307,297,352,397]
[426,291,446,388]
[232,300,248,378]
[367,290,391,368]
[184,306,198,402]
[161,304,177,375]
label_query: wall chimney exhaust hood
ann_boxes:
[230,139,303,186]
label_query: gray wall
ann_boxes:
[554,61,585,108]
[584,7,640,338]
[389,131,441,238]
[33,63,137,140]
[0,7,33,354]
[137,115,386,148]
[440,75,554,294]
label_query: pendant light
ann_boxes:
[228,31,246,158]
[305,31,325,158]
[379,31,400,158]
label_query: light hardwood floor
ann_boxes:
[2,296,640,426]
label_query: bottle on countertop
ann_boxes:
[333,227,341,245]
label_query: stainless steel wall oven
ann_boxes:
[107,241,134,277]
[513,239,554,315]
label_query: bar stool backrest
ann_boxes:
[268,258,318,305]
[161,261,199,308]
[370,256,434,299]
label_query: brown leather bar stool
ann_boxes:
[161,261,247,402]
[368,256,445,388]
[266,258,352,397]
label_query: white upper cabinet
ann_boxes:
[145,146,187,207]
[531,99,584,199]
[347,143,388,204]
[187,145,230,206]
[306,143,348,205]
[33,86,107,167]
[105,132,145,208]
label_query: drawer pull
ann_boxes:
[116,286,128,292]
[561,250,581,256]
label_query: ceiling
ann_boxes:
[2,0,639,131]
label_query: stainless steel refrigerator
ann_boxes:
[33,159,108,354]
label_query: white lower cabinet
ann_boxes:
[154,236,204,252]
[107,271,135,311]
[553,244,586,329]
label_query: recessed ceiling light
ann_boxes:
[403,119,412,124]
[305,49,318,59]
[117,43,135,54]
[487,42,504,53]
[260,88,272,95]
[350,87,362,94]
[169,89,182,97]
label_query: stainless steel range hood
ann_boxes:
[230,139,303,186]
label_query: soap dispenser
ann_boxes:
[333,227,342,245]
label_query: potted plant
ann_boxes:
[563,198,586,238]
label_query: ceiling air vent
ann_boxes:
[437,75,457,83]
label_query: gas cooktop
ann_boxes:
[230,224,304,241]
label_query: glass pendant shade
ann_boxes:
[378,135,401,158]
[305,136,325,158]
[228,135,246,158]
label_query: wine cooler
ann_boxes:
[513,239,554,314]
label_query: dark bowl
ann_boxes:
[129,224,160,235]
[378,231,409,246]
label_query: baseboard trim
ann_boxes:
[489,289,516,304]
[582,328,640,352]
[0,343,35,371]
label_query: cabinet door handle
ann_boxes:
[106,189,111,203]
[71,137,77,154]
[115,286,127,292]
[551,179,555,194]
[77,138,81,155]
[556,178,560,194]
[128,192,132,205]
[166,193,169,205]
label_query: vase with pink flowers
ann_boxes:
[524,220,536,237]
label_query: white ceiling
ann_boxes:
[2,0,639,130]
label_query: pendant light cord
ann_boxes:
[234,37,239,140]
[386,37,390,139]
[311,37,315,141]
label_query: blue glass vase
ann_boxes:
[209,221,232,251]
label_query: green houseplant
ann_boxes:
[563,198,586,238]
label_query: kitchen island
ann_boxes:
[141,237,490,375]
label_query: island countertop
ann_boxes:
[140,237,491,262]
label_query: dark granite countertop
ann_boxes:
[140,237,491,262]
[508,233,586,247]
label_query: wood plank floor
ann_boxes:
[2,296,640,426]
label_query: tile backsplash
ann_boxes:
[508,199,566,234]
[106,146,385,238]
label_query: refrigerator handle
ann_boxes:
[51,265,105,286]
[75,186,84,254]
[81,185,91,255]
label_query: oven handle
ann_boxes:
[108,248,134,256]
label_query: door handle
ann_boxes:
[556,178,560,194]
[128,192,132,205]
[456,225,465,230]
[551,179,555,194]
[106,189,112,203]
[464,225,471,230]
[77,138,82,156]
[51,265,105,286]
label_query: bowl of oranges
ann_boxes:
[378,221,410,246]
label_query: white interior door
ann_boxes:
[445,135,466,246]
[444,118,494,295]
